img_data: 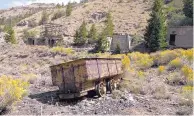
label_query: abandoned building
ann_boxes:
[167,26,193,48]
[27,23,63,47]
[110,34,132,53]
[27,37,61,47]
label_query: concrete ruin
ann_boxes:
[26,23,64,47]
[167,26,193,48]
[110,34,132,53]
[27,37,61,47]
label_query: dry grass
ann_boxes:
[112,90,123,99]
[21,73,37,84]
[166,72,186,85]
[151,50,179,65]
[179,86,193,106]
[152,84,170,99]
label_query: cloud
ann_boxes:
[10,0,80,7]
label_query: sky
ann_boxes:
[0,0,80,9]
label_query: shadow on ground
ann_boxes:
[29,90,98,106]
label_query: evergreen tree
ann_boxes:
[183,0,193,18]
[74,30,80,45]
[144,0,167,52]
[104,12,114,37]
[4,26,16,44]
[66,2,72,16]
[74,21,88,45]
[94,31,109,53]
[88,24,97,43]
[39,10,49,25]
[79,21,87,40]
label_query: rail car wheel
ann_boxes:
[107,79,117,93]
[96,81,106,97]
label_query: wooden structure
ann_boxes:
[50,58,123,99]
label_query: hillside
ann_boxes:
[0,0,152,43]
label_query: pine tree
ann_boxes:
[183,0,193,18]
[144,0,167,52]
[94,31,109,53]
[74,30,80,45]
[4,26,16,44]
[104,12,114,37]
[79,21,87,40]
[88,24,97,44]
[74,21,88,45]
[66,2,72,16]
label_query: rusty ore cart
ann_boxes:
[50,58,123,99]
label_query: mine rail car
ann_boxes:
[50,58,123,99]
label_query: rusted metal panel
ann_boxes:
[107,60,118,76]
[50,67,57,85]
[86,59,123,80]
[115,60,123,74]
[86,60,99,80]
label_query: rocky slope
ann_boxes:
[0,0,152,43]
[0,44,192,115]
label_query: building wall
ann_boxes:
[110,34,132,53]
[167,26,193,48]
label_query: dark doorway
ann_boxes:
[169,34,176,45]
[49,39,55,47]
[32,40,35,45]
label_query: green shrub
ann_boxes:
[0,75,29,112]
[128,52,153,70]
[151,50,179,65]
[158,66,165,74]
[51,47,75,55]
[4,26,16,44]
[168,58,183,69]
[179,86,193,106]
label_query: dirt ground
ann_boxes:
[0,44,193,115]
